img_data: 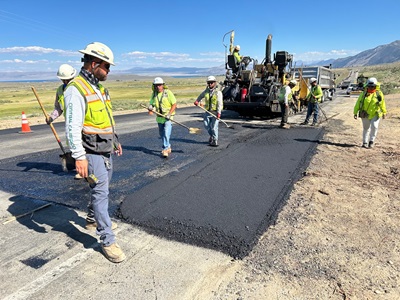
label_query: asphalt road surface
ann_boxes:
[0,106,323,259]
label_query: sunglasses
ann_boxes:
[94,61,110,70]
[207,81,215,85]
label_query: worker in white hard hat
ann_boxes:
[300,77,323,126]
[194,76,223,146]
[233,45,245,73]
[148,77,177,157]
[46,64,77,125]
[64,42,125,263]
[45,64,83,179]
[353,77,386,148]
[278,79,297,129]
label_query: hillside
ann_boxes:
[332,40,400,68]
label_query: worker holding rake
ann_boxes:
[194,76,223,147]
[148,77,177,158]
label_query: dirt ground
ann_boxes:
[1,95,399,299]
[212,94,400,299]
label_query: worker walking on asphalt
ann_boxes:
[194,76,223,146]
[278,79,297,129]
[353,77,386,148]
[46,64,83,179]
[301,77,323,126]
[64,42,125,263]
[148,77,177,158]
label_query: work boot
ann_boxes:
[101,243,126,263]
[210,139,218,147]
[300,121,309,125]
[86,221,118,231]
[282,124,290,129]
[311,122,318,126]
[161,149,169,158]
[209,136,213,144]
[166,147,172,154]
[368,141,374,148]
[362,143,368,148]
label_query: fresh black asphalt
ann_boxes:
[0,117,323,259]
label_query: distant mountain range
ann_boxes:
[1,40,399,81]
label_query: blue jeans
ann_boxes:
[203,113,219,140]
[158,120,172,150]
[87,153,115,246]
[305,102,319,124]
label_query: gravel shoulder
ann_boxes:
[213,94,400,299]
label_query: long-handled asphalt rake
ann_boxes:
[31,86,75,172]
[141,104,202,134]
[195,105,235,129]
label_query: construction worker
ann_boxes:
[148,77,177,158]
[233,45,242,66]
[64,42,125,263]
[194,76,223,146]
[45,64,82,179]
[46,64,77,125]
[300,77,323,126]
[353,77,386,148]
[278,79,297,129]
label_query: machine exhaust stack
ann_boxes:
[265,34,272,65]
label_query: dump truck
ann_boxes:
[291,66,336,104]
[221,31,295,117]
[350,74,368,95]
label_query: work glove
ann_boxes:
[148,104,154,111]
[194,100,199,106]
[217,113,221,119]
[46,117,53,125]
[165,113,171,120]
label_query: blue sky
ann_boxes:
[1,0,399,74]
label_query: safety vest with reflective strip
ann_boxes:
[56,85,66,116]
[68,75,115,135]
[204,89,218,111]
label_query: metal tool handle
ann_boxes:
[31,86,67,154]
[140,104,191,130]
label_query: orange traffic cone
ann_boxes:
[19,111,32,133]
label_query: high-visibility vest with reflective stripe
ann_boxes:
[68,75,115,135]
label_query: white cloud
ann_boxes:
[0,46,77,56]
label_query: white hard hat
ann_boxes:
[207,75,216,82]
[310,77,317,84]
[57,64,76,80]
[153,77,164,84]
[79,42,115,65]
[367,77,377,86]
[289,79,297,85]
[235,45,240,51]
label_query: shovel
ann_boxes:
[196,105,235,129]
[141,104,202,134]
[31,86,75,172]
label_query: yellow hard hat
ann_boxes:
[79,42,115,65]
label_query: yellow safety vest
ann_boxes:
[68,75,115,135]
[204,90,218,111]
[56,85,66,116]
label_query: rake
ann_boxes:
[141,104,202,134]
[196,105,235,129]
